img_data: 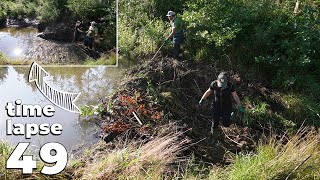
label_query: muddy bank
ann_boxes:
[37,21,74,42]
[1,17,78,43]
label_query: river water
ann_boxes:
[0,27,88,64]
[0,66,123,152]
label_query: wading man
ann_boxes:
[199,72,245,141]
[165,11,184,60]
[84,21,98,50]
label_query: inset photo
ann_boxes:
[0,0,117,66]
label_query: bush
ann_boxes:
[0,0,37,19]
[35,0,60,22]
[119,0,167,60]
[182,0,320,90]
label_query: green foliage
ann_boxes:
[83,52,117,66]
[119,0,168,60]
[120,0,319,91]
[280,93,320,127]
[80,105,96,116]
[80,104,105,117]
[209,130,320,180]
[241,91,319,130]
[35,0,60,22]
[66,0,114,21]
[0,0,37,19]
[67,0,116,51]
[242,101,271,127]
[0,141,14,178]
[0,0,59,22]
[182,0,320,89]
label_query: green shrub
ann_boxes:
[280,93,320,127]
[119,0,168,61]
[66,0,115,21]
[182,0,319,89]
[35,0,60,22]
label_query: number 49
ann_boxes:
[6,142,68,175]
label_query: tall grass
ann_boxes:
[83,52,117,66]
[0,141,18,179]
[209,128,320,180]
[76,131,189,179]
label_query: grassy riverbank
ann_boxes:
[1,127,319,179]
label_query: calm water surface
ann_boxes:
[0,27,87,64]
[0,66,123,152]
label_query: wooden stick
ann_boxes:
[132,111,143,125]
[293,0,300,15]
[193,79,202,95]
[285,154,312,180]
[221,127,243,146]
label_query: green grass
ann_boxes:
[2,127,319,179]
[0,141,17,179]
[279,93,320,127]
[0,141,72,179]
[209,128,320,180]
[83,52,117,66]
[0,53,32,65]
[240,91,320,131]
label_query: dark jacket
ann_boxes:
[209,81,235,114]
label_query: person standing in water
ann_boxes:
[84,21,98,50]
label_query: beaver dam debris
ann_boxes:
[100,57,259,164]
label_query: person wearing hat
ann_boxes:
[198,72,245,130]
[84,21,98,49]
[73,20,83,43]
[165,10,184,59]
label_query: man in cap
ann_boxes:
[199,72,245,130]
[165,10,184,60]
[84,21,98,49]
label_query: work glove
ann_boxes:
[239,105,245,113]
[164,38,170,45]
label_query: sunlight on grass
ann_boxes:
[84,52,117,66]
[209,128,320,180]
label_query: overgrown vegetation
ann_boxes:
[83,52,117,66]
[3,127,319,179]
[1,0,319,179]
[119,0,320,91]
[210,128,320,180]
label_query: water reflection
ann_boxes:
[0,27,88,64]
[0,66,123,151]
